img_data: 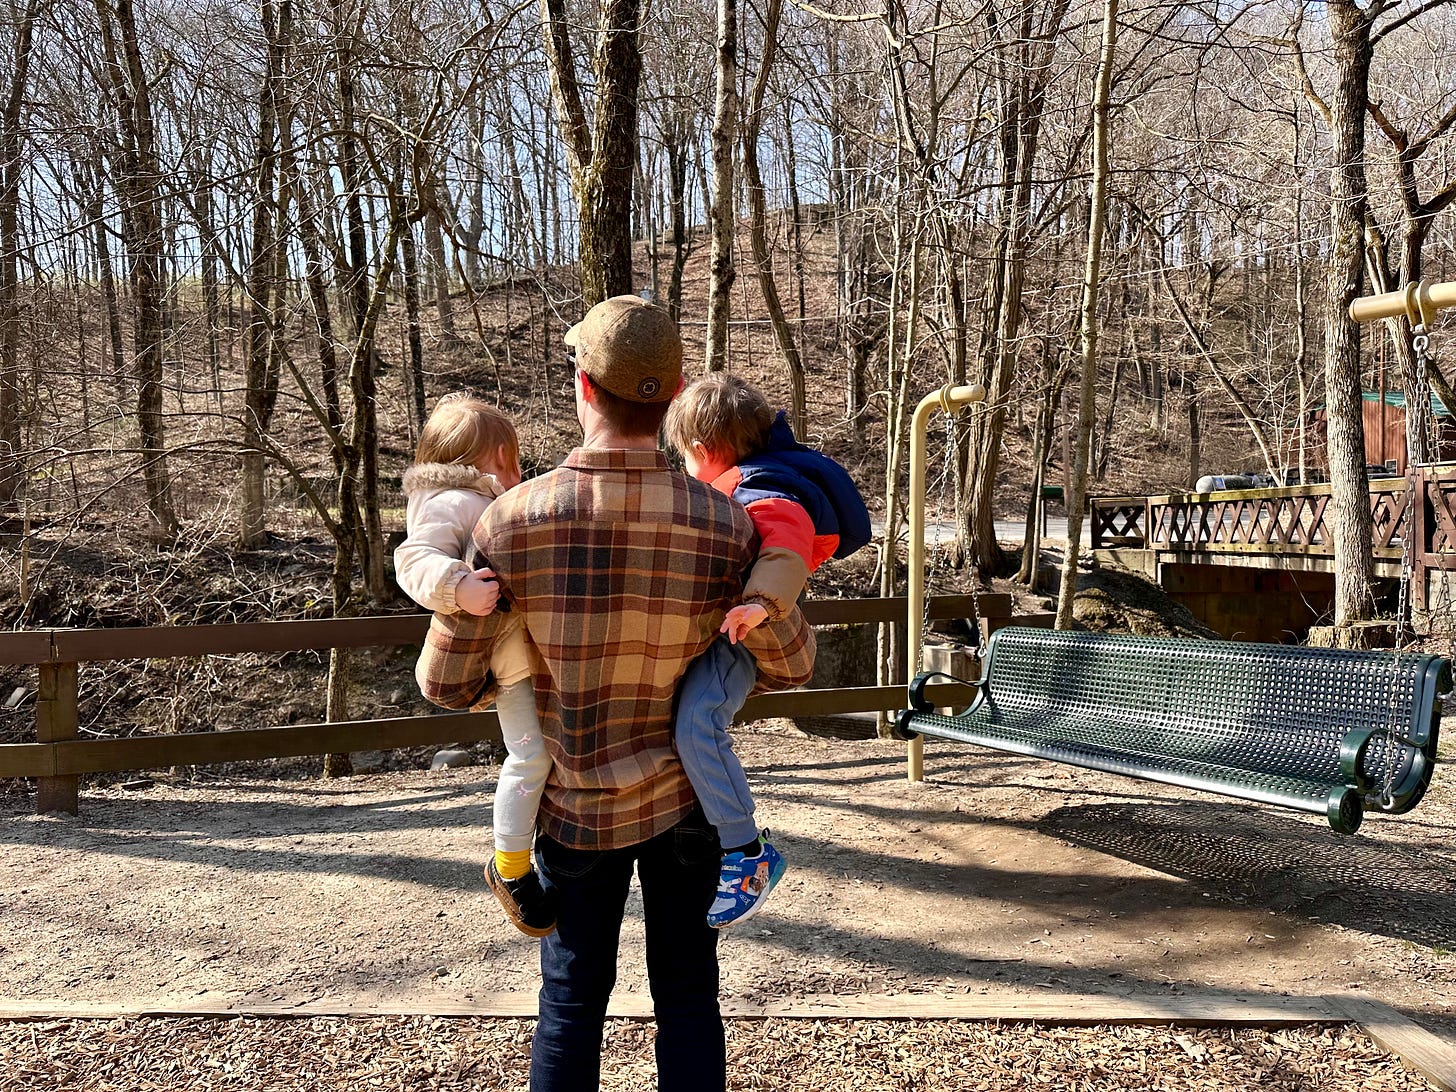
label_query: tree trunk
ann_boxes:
[332,3,386,601]
[0,0,39,510]
[240,0,289,546]
[964,0,1067,579]
[1055,0,1117,631]
[1323,0,1377,631]
[423,191,458,341]
[401,217,426,436]
[1018,338,1066,585]
[1292,113,1311,483]
[194,176,223,410]
[1186,372,1201,486]
[96,0,178,535]
[539,0,642,307]
[704,0,737,371]
[75,158,127,397]
[740,0,805,429]
[664,111,690,324]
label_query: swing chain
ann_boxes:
[1379,320,1436,810]
[921,411,953,646]
[953,411,985,651]
[921,408,981,676]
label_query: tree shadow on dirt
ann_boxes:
[750,751,1456,955]
[1037,800,1456,952]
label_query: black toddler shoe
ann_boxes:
[485,860,558,937]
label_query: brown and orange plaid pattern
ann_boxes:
[417,447,816,851]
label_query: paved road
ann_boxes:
[899,517,1069,545]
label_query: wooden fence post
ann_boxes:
[36,662,79,815]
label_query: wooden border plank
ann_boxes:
[738,681,974,722]
[1334,997,1456,1092]
[9,596,997,668]
[0,992,1349,1025]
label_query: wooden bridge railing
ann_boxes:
[1091,467,1456,556]
[1090,465,1456,605]
[1,596,988,815]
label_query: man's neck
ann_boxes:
[580,420,660,451]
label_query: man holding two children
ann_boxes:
[418,295,817,1091]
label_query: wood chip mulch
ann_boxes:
[0,1016,1433,1091]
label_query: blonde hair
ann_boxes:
[414,392,519,469]
[664,373,774,463]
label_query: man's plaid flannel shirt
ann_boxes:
[417,447,817,851]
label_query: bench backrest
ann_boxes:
[978,627,1448,812]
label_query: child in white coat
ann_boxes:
[395,393,555,937]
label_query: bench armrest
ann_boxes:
[1338,727,1380,792]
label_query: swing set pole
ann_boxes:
[905,382,986,782]
[1349,279,1456,325]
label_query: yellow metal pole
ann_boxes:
[1349,280,1456,325]
[906,382,986,782]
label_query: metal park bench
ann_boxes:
[893,627,1449,834]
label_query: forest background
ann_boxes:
[0,0,1454,758]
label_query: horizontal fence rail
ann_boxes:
[0,596,987,813]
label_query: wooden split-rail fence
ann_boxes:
[1,595,993,816]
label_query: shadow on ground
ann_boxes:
[1039,800,1456,951]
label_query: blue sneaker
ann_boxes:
[707,835,786,929]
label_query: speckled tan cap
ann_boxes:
[564,295,683,403]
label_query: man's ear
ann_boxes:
[576,368,593,403]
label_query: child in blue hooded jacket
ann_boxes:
[663,373,870,928]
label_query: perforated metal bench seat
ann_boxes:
[894,627,1449,834]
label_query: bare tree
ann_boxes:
[1055,0,1117,631]
[540,0,643,306]
[705,0,737,370]
[93,0,179,534]
[1296,0,1379,633]
[0,0,40,510]
[740,0,806,427]
[239,0,291,547]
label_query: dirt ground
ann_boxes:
[2,722,1454,1050]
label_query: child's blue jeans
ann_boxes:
[673,636,761,850]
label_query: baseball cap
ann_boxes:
[564,295,683,403]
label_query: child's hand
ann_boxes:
[721,603,770,644]
[455,568,501,616]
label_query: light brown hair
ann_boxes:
[663,373,774,463]
[413,392,519,468]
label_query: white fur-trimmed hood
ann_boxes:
[402,462,505,499]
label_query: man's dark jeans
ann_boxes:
[530,807,724,1092]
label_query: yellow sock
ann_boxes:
[495,849,532,881]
